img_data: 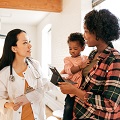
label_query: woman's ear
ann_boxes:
[11,46,17,53]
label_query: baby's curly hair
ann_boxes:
[67,32,85,47]
[84,9,120,43]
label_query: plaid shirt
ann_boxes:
[73,46,120,120]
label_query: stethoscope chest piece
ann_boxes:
[9,64,15,82]
[9,75,15,82]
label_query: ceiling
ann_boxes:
[0,0,62,26]
[0,8,49,26]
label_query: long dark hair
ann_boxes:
[0,29,26,70]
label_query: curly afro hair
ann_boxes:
[84,9,120,43]
[67,32,85,47]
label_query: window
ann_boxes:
[0,37,5,57]
[42,24,52,77]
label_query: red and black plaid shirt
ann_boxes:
[73,46,120,120]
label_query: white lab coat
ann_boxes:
[0,59,54,120]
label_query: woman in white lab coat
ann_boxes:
[0,29,53,120]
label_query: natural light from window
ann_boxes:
[0,38,5,57]
[42,24,52,77]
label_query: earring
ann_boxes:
[96,37,99,40]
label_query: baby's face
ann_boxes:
[68,41,84,57]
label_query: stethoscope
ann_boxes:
[9,64,15,82]
[9,58,41,82]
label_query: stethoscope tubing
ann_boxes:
[9,58,40,82]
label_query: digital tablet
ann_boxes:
[49,65,77,86]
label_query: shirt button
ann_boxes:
[19,112,21,114]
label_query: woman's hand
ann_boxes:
[58,82,76,94]
[80,59,90,69]
[4,102,23,111]
[58,82,87,101]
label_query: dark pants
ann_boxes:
[63,94,75,120]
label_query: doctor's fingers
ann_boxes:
[13,102,23,111]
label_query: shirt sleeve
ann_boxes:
[64,57,73,74]
[85,56,120,112]
[0,78,10,114]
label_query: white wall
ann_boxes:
[36,0,92,72]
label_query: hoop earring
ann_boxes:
[96,37,99,40]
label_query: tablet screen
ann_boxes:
[49,66,77,85]
[49,66,64,86]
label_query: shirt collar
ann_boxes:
[89,46,114,61]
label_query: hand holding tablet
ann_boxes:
[49,65,77,86]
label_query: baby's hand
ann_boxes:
[80,59,90,69]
